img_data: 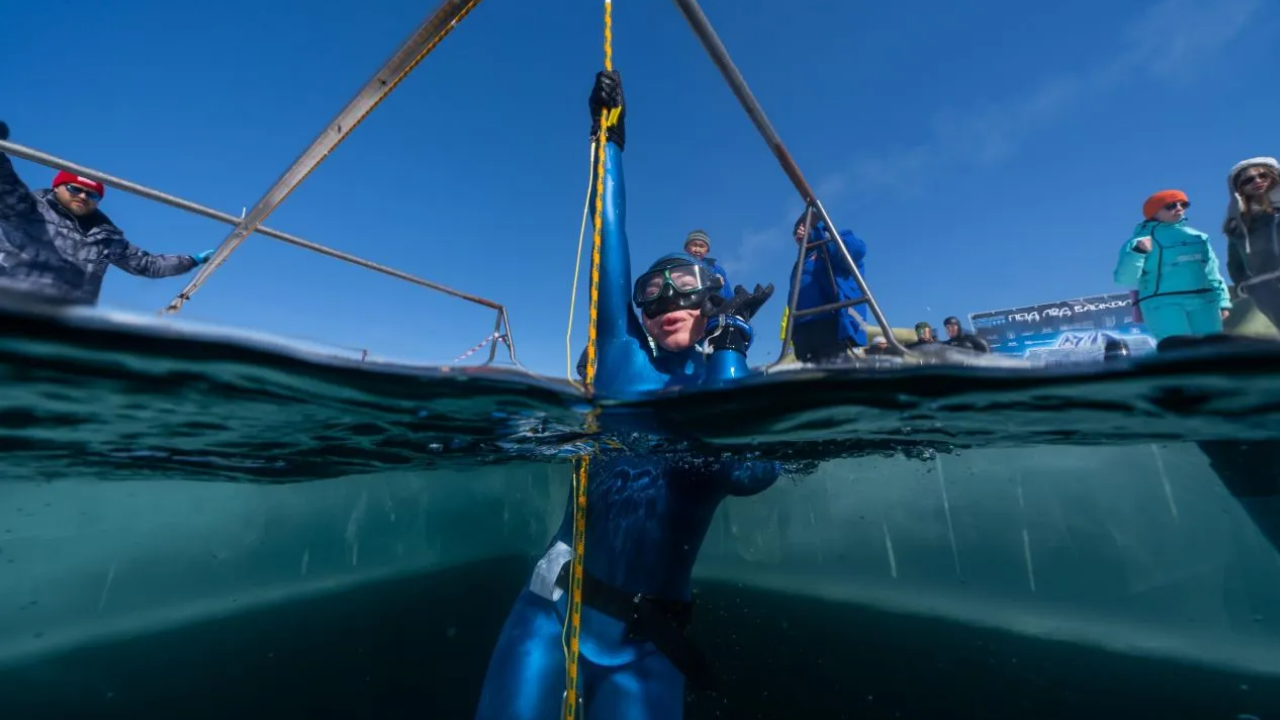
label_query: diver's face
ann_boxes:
[643,309,706,352]
[684,240,708,259]
[945,323,960,339]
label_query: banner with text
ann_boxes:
[968,292,1157,365]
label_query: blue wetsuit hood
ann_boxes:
[645,252,700,271]
[637,252,710,370]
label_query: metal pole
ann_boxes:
[812,199,906,353]
[485,310,503,365]
[164,0,485,315]
[0,139,502,311]
[775,205,812,364]
[670,0,815,202]
[670,0,908,355]
[499,306,520,366]
[0,138,522,366]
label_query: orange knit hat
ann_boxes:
[1143,190,1189,220]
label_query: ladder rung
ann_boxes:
[793,296,868,318]
[804,238,832,249]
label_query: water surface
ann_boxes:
[1,301,1278,718]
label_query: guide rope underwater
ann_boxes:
[561,1,618,717]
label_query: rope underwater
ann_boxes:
[562,4,617,717]
[561,454,590,720]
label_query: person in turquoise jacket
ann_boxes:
[1113,189,1231,341]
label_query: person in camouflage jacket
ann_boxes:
[0,120,213,305]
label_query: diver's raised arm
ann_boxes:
[595,161,635,347]
[585,70,663,397]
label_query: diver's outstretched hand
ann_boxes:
[589,70,626,150]
[702,283,774,322]
[700,283,773,354]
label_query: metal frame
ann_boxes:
[0,139,519,367]
[3,0,903,370]
[165,0,483,315]
[0,0,521,367]
[670,0,907,359]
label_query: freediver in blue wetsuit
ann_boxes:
[473,71,781,720]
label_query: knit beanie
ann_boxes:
[684,229,711,250]
[1142,190,1188,220]
[52,171,105,198]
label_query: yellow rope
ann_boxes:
[583,16,612,393]
[563,5,614,718]
[561,454,590,720]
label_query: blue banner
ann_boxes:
[968,292,1157,365]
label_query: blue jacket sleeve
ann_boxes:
[835,230,866,270]
[1114,224,1151,287]
[713,262,732,299]
[822,229,869,346]
[0,154,39,224]
[108,232,199,278]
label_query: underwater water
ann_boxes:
[0,301,1279,719]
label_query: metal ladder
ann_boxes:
[777,202,906,363]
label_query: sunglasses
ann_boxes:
[1237,172,1271,189]
[64,184,102,202]
[1163,200,1190,211]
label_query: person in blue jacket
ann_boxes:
[782,211,869,363]
[682,229,732,299]
[1113,189,1231,341]
[474,70,781,720]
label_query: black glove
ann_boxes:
[589,70,626,150]
[702,283,774,322]
[0,121,8,142]
[700,283,774,353]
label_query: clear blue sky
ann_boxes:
[2,0,1273,375]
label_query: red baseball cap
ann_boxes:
[52,171,105,199]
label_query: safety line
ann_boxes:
[563,4,614,716]
[452,331,503,364]
[561,454,590,720]
[565,141,599,386]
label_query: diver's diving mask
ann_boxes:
[632,261,718,319]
